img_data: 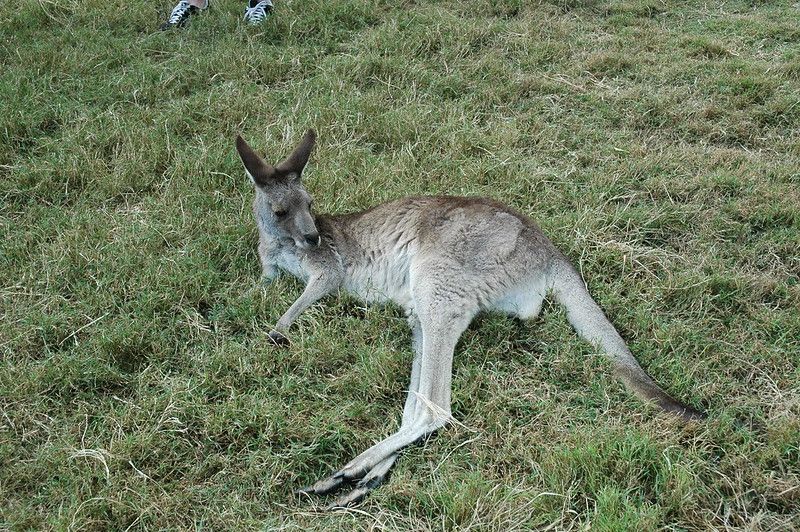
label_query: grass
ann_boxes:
[1,0,799,529]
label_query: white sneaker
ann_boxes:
[244,0,273,25]
[160,0,208,30]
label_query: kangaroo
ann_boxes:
[235,129,704,509]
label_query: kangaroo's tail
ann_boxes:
[550,262,705,422]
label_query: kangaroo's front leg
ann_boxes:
[269,275,337,345]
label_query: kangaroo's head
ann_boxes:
[235,129,320,250]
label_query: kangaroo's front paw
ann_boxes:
[268,330,290,346]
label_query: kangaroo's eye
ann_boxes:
[273,209,288,218]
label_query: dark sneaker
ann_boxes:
[160,0,205,30]
[244,0,273,25]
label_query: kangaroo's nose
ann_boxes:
[304,233,321,247]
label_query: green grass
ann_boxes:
[1,0,799,529]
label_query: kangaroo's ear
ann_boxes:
[275,129,316,179]
[236,135,276,186]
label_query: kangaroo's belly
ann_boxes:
[343,255,413,309]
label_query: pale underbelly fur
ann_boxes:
[341,250,548,320]
[343,252,414,311]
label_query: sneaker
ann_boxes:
[160,0,207,30]
[244,0,273,25]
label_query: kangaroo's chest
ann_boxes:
[275,248,308,281]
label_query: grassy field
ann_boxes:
[2,0,799,529]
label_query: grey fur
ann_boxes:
[235,130,704,508]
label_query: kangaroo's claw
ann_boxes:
[326,486,371,509]
[268,330,290,346]
[327,470,389,508]
[295,471,348,496]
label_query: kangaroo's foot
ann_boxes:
[326,461,395,509]
[297,453,399,508]
[298,415,447,508]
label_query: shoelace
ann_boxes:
[168,1,193,24]
[244,0,272,23]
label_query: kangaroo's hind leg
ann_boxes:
[299,314,425,504]
[301,280,478,507]
[319,315,426,507]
